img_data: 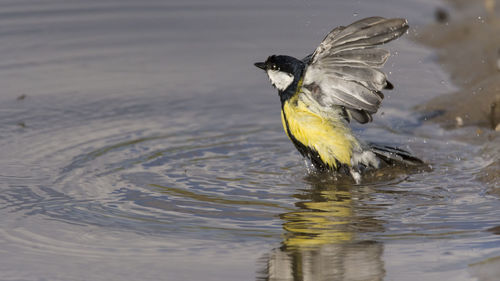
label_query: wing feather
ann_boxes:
[322,65,387,91]
[322,48,390,67]
[311,17,408,63]
[313,76,381,113]
[302,17,408,124]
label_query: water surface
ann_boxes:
[0,0,499,280]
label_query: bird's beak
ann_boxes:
[254,62,266,70]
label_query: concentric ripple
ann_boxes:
[0,92,304,242]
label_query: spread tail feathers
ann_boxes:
[370,144,424,167]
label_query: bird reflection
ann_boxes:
[258,175,386,281]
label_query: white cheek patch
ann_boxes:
[267,70,294,91]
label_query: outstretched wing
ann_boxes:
[302,17,409,123]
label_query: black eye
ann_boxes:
[271,64,278,70]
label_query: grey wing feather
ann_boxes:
[303,17,409,123]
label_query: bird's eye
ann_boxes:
[271,64,278,70]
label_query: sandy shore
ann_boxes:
[415,0,500,130]
[414,0,499,193]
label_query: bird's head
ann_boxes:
[254,55,304,92]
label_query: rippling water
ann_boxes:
[1,0,499,280]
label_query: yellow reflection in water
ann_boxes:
[259,179,385,281]
[282,189,353,248]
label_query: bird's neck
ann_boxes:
[279,65,305,103]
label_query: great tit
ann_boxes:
[254,17,423,182]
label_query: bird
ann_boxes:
[254,17,423,182]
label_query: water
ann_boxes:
[0,0,499,280]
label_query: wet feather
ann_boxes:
[303,17,408,123]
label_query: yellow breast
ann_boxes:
[281,95,355,168]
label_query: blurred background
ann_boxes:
[0,0,499,280]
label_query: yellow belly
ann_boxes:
[281,95,355,168]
